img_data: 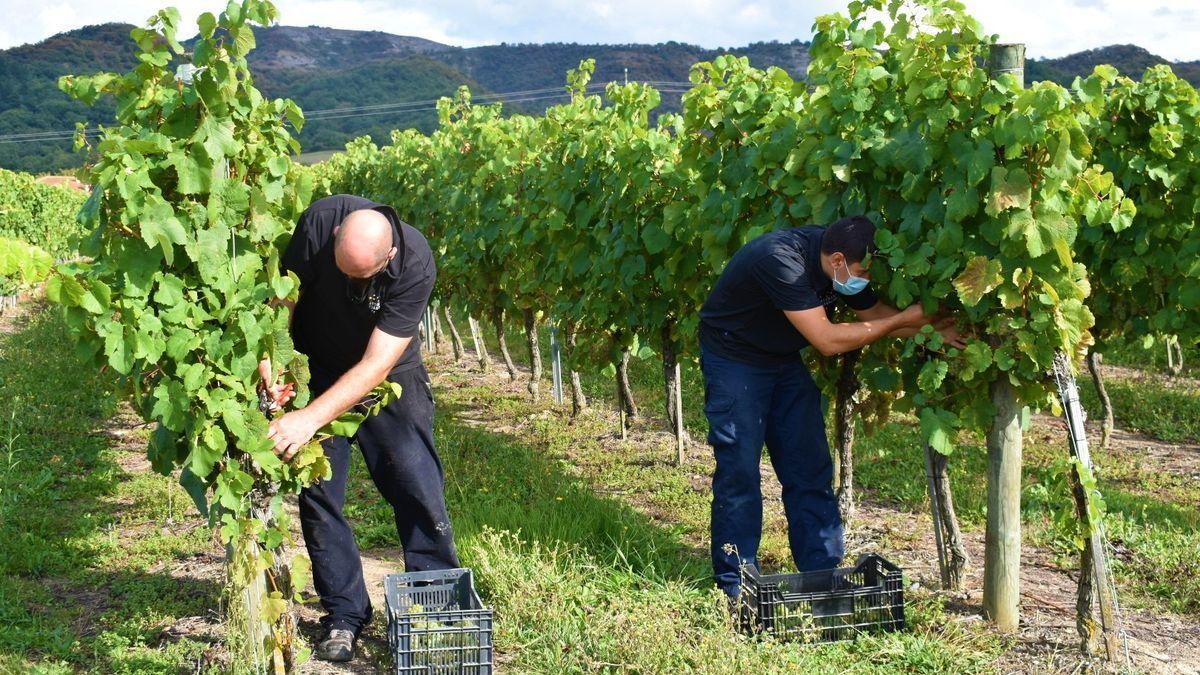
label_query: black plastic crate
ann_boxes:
[384,568,494,674]
[737,553,905,642]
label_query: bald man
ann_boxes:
[263,194,459,662]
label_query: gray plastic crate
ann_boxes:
[384,568,493,674]
[737,553,905,642]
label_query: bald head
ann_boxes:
[334,209,396,279]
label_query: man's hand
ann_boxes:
[894,304,931,330]
[933,316,968,350]
[267,409,320,461]
[258,357,296,412]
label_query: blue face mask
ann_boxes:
[832,262,870,295]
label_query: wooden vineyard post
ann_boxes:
[989,43,1025,87]
[424,306,436,354]
[432,302,446,351]
[468,315,490,373]
[661,319,687,466]
[443,306,465,363]
[982,42,1025,633]
[1053,352,1126,663]
[983,376,1022,631]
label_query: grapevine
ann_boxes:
[51,2,397,670]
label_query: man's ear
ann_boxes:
[388,246,397,262]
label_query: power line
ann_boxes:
[0,130,103,145]
[0,129,88,141]
[306,86,569,117]
[303,80,692,118]
[303,87,693,123]
[0,79,696,144]
[304,93,569,121]
[306,88,560,117]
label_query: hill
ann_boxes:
[0,24,139,173]
[0,24,1197,174]
[1028,44,1200,87]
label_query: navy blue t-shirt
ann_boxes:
[699,226,879,366]
[282,194,434,380]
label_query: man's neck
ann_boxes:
[818,251,835,281]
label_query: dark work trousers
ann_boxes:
[701,347,844,597]
[299,363,460,635]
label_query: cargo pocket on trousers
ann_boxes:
[704,389,737,447]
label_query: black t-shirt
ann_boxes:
[699,226,879,366]
[282,194,434,380]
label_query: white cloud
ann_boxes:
[37,3,80,34]
[963,0,1200,61]
[0,0,1196,62]
[274,1,471,45]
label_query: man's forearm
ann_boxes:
[817,314,907,355]
[856,303,923,338]
[266,328,411,458]
[303,360,391,428]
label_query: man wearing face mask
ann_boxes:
[259,194,459,662]
[699,215,963,599]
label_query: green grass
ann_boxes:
[852,419,1200,616]
[340,371,1005,673]
[456,310,1200,619]
[442,312,711,438]
[1077,373,1200,444]
[0,306,220,674]
[3,301,1194,672]
[1100,337,1199,378]
[0,304,1002,672]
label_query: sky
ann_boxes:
[0,0,1197,61]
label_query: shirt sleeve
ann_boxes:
[841,285,879,311]
[280,209,323,286]
[377,258,435,338]
[750,251,822,311]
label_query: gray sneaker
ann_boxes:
[315,628,355,662]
